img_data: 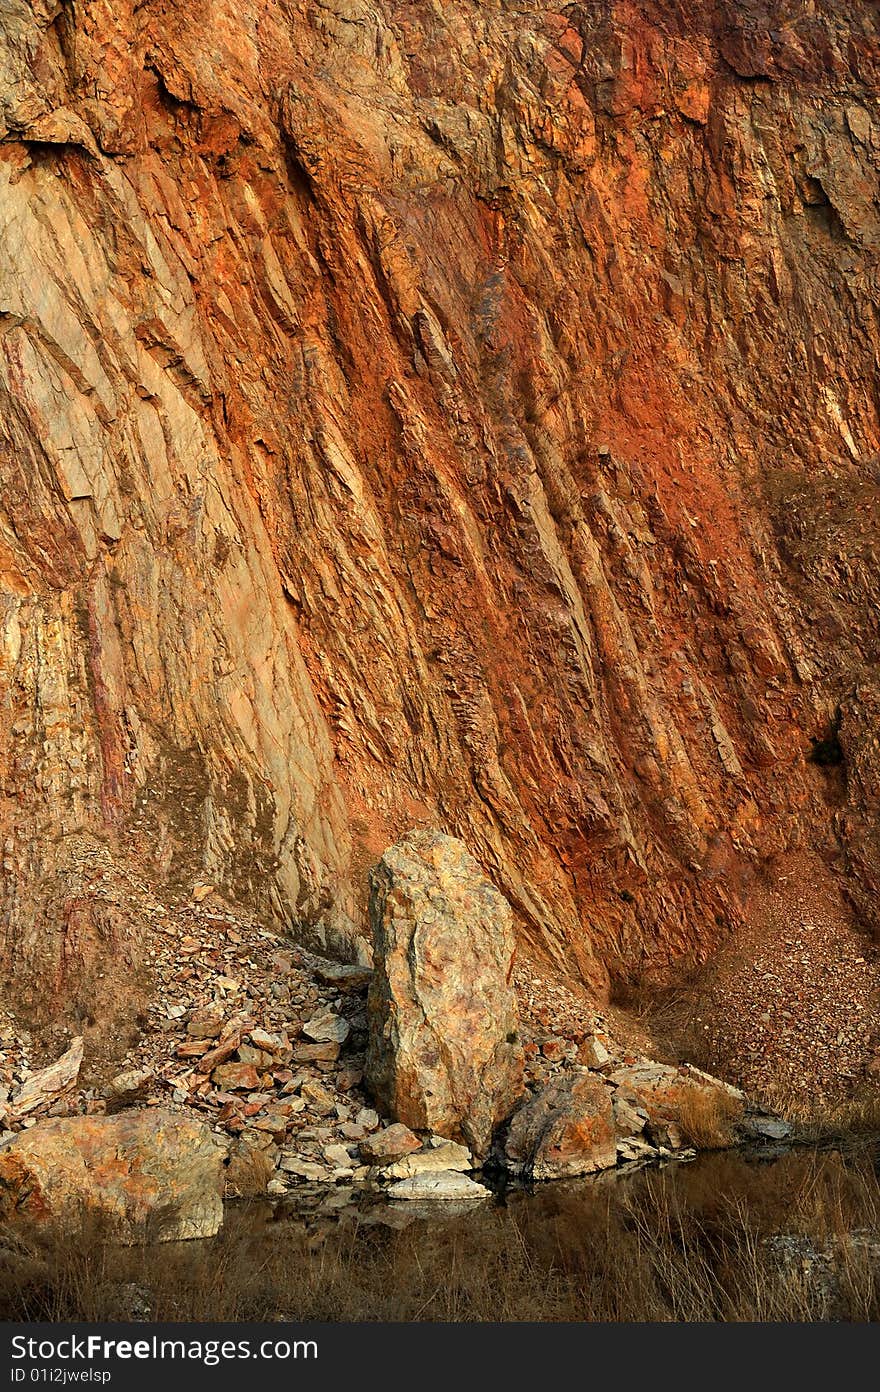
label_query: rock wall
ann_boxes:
[1,0,879,1022]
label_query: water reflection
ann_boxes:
[248,1137,880,1243]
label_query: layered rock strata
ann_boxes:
[1,1,879,1040]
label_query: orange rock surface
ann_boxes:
[1,1,879,1037]
[0,1109,227,1239]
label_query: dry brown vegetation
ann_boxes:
[1,1147,879,1322]
[223,1144,278,1200]
[757,1082,880,1139]
[672,1087,744,1150]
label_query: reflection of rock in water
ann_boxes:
[5,1140,879,1321]
[246,1139,880,1267]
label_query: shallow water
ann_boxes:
[249,1136,880,1237]
[207,1138,880,1321]
[7,1140,879,1321]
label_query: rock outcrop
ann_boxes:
[0,1109,228,1240]
[1,0,880,1058]
[609,1062,747,1150]
[366,831,524,1158]
[500,1050,760,1178]
[502,1070,618,1179]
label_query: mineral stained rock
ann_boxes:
[0,1110,228,1241]
[359,1123,423,1166]
[366,831,524,1157]
[1,0,880,1051]
[503,1070,618,1180]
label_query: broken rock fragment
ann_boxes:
[11,1038,84,1120]
[359,1122,422,1165]
[186,1004,226,1040]
[314,963,373,992]
[302,1012,350,1045]
[103,1068,153,1112]
[210,1062,262,1091]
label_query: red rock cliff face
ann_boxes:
[1,1,879,1019]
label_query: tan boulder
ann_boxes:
[382,1141,472,1179]
[359,1122,422,1165]
[0,1110,228,1240]
[387,1172,491,1202]
[366,831,524,1159]
[503,1069,617,1179]
[247,1028,291,1060]
[235,1045,275,1069]
[579,1035,612,1069]
[299,1080,337,1115]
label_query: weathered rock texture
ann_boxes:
[366,831,523,1156]
[610,1061,747,1149]
[2,1,880,1039]
[0,1109,227,1239]
[503,1069,618,1178]
[9,1035,82,1120]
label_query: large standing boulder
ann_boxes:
[0,1109,228,1240]
[502,1070,618,1179]
[366,830,524,1158]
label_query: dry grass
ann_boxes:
[1,1148,879,1322]
[618,981,714,1072]
[673,1087,745,1149]
[756,1081,880,1138]
[224,1144,278,1199]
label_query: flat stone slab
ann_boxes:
[383,1141,472,1179]
[386,1171,491,1201]
[314,963,374,992]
